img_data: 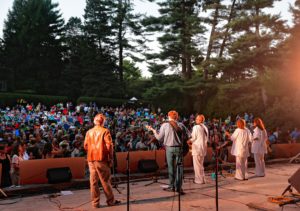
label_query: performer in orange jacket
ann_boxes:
[84,113,120,208]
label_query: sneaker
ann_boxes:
[16,185,22,188]
[9,185,16,188]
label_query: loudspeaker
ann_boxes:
[46,167,72,184]
[288,168,300,193]
[138,159,159,173]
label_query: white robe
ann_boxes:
[190,124,208,156]
[190,124,208,183]
[231,128,252,158]
[251,127,268,154]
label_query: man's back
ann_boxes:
[84,126,112,162]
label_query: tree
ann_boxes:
[81,0,121,98]
[123,60,142,81]
[60,17,84,99]
[143,0,206,80]
[221,0,287,80]
[112,0,145,82]
[2,0,65,93]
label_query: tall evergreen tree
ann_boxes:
[60,17,84,99]
[221,0,287,80]
[112,0,145,81]
[2,0,65,93]
[143,0,206,79]
[82,0,121,98]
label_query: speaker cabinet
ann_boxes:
[46,167,72,184]
[138,159,159,173]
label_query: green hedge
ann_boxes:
[0,92,69,107]
[77,97,126,107]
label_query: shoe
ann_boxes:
[163,187,175,192]
[193,180,205,184]
[108,200,121,206]
[9,185,16,188]
[93,204,100,209]
[15,185,22,188]
[176,189,185,195]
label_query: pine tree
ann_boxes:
[81,0,121,98]
[112,0,145,82]
[221,0,287,80]
[143,0,206,80]
[60,17,84,99]
[3,0,65,93]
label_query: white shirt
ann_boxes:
[251,127,268,154]
[231,128,252,157]
[190,124,208,156]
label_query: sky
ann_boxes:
[0,0,296,76]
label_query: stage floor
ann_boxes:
[1,163,299,211]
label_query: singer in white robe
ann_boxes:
[231,119,252,180]
[251,118,268,177]
[188,115,208,184]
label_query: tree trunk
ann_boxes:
[182,56,187,79]
[204,1,220,79]
[219,0,236,58]
[118,0,124,82]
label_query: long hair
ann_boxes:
[236,119,245,129]
[254,117,265,130]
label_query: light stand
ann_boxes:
[144,149,167,186]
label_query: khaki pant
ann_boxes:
[88,161,114,207]
[192,155,205,184]
[235,156,248,180]
[254,153,265,177]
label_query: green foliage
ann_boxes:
[77,96,125,107]
[143,0,206,79]
[262,97,300,131]
[3,0,65,94]
[0,92,69,107]
[123,60,142,81]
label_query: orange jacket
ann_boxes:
[84,126,113,162]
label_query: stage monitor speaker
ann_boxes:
[138,159,159,173]
[46,167,72,184]
[288,168,300,193]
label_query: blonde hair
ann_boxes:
[196,114,205,123]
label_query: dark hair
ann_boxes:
[12,143,24,156]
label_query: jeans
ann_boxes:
[166,146,183,191]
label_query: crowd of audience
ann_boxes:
[0,102,299,187]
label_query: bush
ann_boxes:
[0,92,69,107]
[77,97,126,107]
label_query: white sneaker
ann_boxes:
[9,185,16,188]
[15,185,21,188]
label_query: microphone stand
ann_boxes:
[126,148,130,211]
[215,147,219,211]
